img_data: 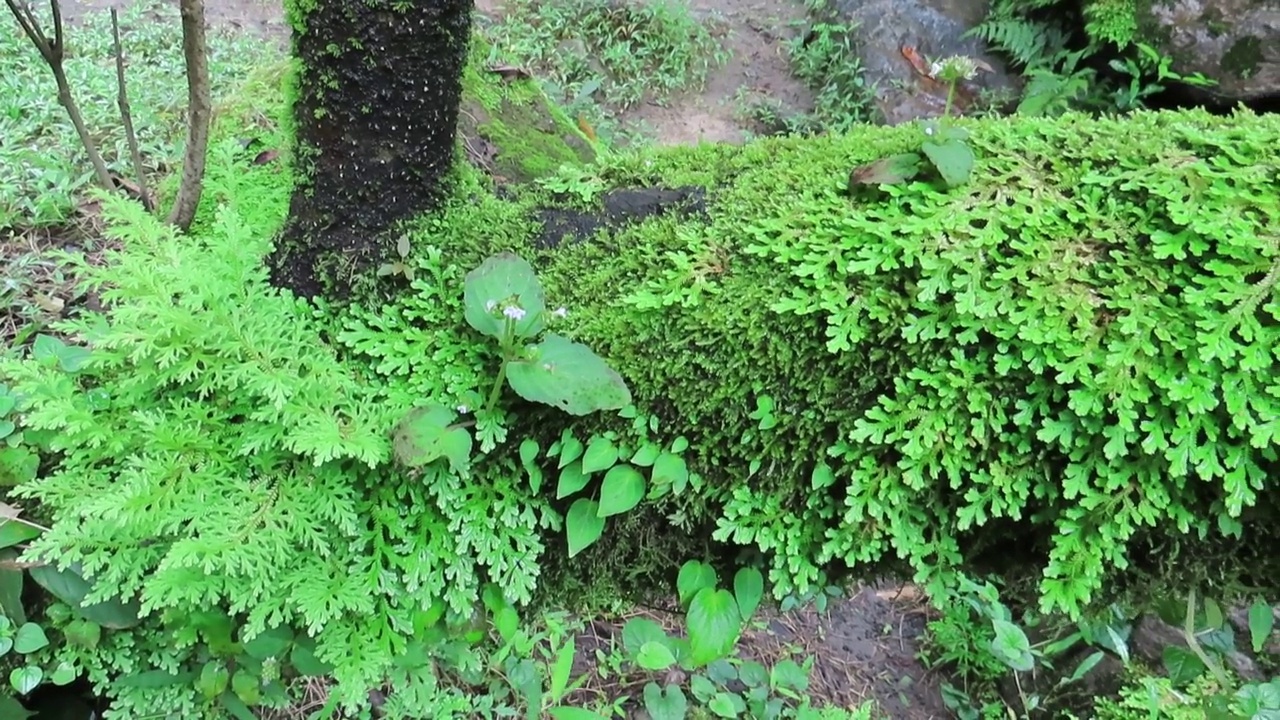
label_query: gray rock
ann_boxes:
[817,0,1020,124]
[1138,0,1280,102]
[1130,613,1263,681]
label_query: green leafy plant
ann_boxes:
[538,164,607,205]
[927,575,1125,719]
[484,0,730,110]
[847,55,980,189]
[392,251,631,469]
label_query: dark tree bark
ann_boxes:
[268,0,473,301]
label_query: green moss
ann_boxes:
[457,36,597,182]
[1222,35,1263,78]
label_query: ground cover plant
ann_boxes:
[2,0,1280,718]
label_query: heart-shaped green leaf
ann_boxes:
[581,437,619,474]
[651,452,688,494]
[921,137,974,188]
[990,618,1034,672]
[598,464,645,518]
[677,561,717,609]
[197,662,230,700]
[687,588,742,667]
[464,253,547,341]
[565,499,605,557]
[1163,646,1206,686]
[622,617,669,657]
[48,662,76,687]
[643,682,688,720]
[13,623,48,654]
[506,334,631,416]
[63,619,101,649]
[232,669,261,705]
[9,665,41,694]
[636,641,677,670]
[391,405,471,473]
[556,462,591,500]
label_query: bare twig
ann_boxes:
[167,0,211,231]
[4,0,116,193]
[111,8,152,212]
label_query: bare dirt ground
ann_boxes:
[49,0,951,716]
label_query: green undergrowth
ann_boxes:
[2,52,1280,717]
[482,0,729,142]
[0,0,283,231]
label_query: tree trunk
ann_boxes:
[268,0,473,300]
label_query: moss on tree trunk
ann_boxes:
[269,0,473,300]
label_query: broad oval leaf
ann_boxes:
[733,567,764,621]
[1249,601,1275,654]
[197,662,230,700]
[241,625,293,661]
[28,561,141,629]
[391,405,471,472]
[13,623,48,654]
[556,462,591,500]
[506,334,631,416]
[581,437,619,474]
[643,682,688,720]
[677,561,717,609]
[0,521,41,551]
[622,617,670,656]
[1162,646,1207,686]
[597,464,645,518]
[232,669,261,706]
[9,665,41,695]
[636,641,677,670]
[565,499,605,557]
[687,588,742,667]
[48,662,76,687]
[921,138,974,189]
[990,618,1034,672]
[463,253,547,341]
[651,452,688,491]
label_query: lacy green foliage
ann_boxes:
[0,147,556,715]
[521,109,1280,619]
[1082,0,1138,46]
[6,83,1280,717]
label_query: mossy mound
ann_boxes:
[4,88,1279,715]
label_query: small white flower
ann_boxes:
[504,305,526,321]
[456,404,470,414]
[924,125,935,135]
[485,300,497,313]
[552,306,568,319]
[933,55,980,82]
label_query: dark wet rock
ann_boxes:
[1138,0,1280,103]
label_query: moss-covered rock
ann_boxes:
[370,106,1280,618]
[456,40,597,184]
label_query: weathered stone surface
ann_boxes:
[1138,0,1280,102]
[818,0,1019,124]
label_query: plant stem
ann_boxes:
[483,318,517,415]
[942,79,957,120]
